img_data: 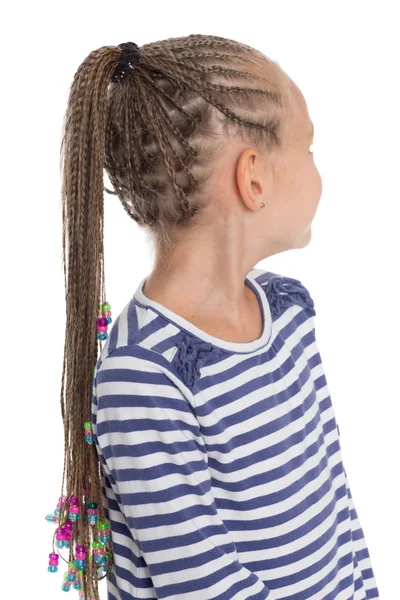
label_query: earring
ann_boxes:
[260,202,265,208]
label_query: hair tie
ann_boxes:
[112,41,140,82]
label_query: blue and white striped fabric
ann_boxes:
[91,267,380,600]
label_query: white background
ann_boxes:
[2,1,397,598]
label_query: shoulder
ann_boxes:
[94,340,199,404]
[94,341,178,387]
[249,267,316,318]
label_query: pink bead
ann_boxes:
[104,311,112,317]
[49,559,58,566]
[97,325,108,333]
[75,553,86,560]
[70,506,80,514]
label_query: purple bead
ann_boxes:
[69,495,79,505]
[96,317,108,328]
[49,553,59,559]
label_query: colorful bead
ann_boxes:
[72,569,83,591]
[97,519,111,542]
[61,582,72,591]
[48,552,59,573]
[96,301,112,341]
[84,421,94,444]
[46,498,113,596]
[68,505,80,521]
[86,500,99,525]
[45,513,58,523]
[56,524,71,548]
[74,544,87,572]
[92,540,108,566]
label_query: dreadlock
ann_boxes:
[47,33,296,599]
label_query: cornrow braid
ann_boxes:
[46,33,296,599]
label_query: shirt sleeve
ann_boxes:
[94,351,277,600]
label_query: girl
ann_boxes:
[48,34,380,600]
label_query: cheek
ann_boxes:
[265,159,321,234]
[290,164,321,228]
[311,165,323,208]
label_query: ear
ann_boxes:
[236,147,267,212]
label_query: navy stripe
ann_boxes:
[91,267,380,600]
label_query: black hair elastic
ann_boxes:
[112,42,140,82]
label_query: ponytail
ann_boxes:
[45,44,124,599]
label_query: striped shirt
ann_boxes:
[91,267,380,600]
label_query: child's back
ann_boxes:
[92,267,379,600]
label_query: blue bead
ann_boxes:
[61,583,71,591]
[107,317,112,324]
[45,513,56,522]
[75,560,85,568]
[48,565,58,572]
[73,583,83,590]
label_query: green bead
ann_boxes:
[98,303,103,311]
[92,541,102,549]
[83,421,92,430]
[87,502,97,509]
[103,302,111,311]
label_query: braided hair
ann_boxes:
[49,33,296,599]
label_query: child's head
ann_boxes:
[54,33,321,598]
[101,35,321,264]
